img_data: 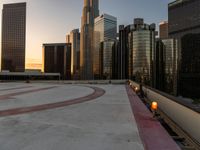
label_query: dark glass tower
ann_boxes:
[118,25,130,79]
[168,0,200,98]
[169,0,200,38]
[1,3,26,72]
[80,0,99,80]
[43,43,71,80]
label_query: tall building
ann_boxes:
[43,43,71,80]
[112,41,119,79]
[159,21,168,39]
[154,39,165,90]
[93,14,117,79]
[117,25,130,79]
[80,0,99,80]
[180,34,200,98]
[168,0,200,98]
[66,29,80,79]
[162,39,178,95]
[168,0,200,38]
[99,40,115,79]
[1,3,26,72]
[128,18,156,86]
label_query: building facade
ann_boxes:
[99,40,115,79]
[159,21,168,39]
[117,25,130,79]
[93,14,117,79]
[180,34,200,98]
[128,18,156,86]
[80,0,99,80]
[162,39,178,95]
[1,3,26,72]
[168,0,200,38]
[43,43,71,80]
[66,29,80,79]
[154,39,165,90]
[168,0,200,98]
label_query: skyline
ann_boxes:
[0,0,173,70]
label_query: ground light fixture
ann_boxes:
[151,101,158,117]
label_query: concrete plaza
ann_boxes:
[0,82,144,150]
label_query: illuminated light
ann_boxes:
[151,101,158,110]
[135,87,138,91]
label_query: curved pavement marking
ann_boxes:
[0,86,57,101]
[0,86,33,92]
[0,86,105,117]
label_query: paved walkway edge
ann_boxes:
[126,85,181,150]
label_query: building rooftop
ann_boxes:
[0,82,180,150]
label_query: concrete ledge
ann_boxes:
[129,80,200,144]
[126,85,181,150]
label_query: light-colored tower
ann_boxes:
[80,0,99,80]
[93,14,117,79]
[66,29,80,79]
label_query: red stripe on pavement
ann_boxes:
[0,86,57,101]
[126,85,181,150]
[0,86,105,117]
[0,86,33,92]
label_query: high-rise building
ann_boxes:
[1,3,26,72]
[159,21,168,39]
[128,18,156,86]
[117,25,130,79]
[168,0,200,98]
[99,40,115,79]
[80,0,99,80]
[112,41,119,79]
[43,43,71,80]
[180,34,200,98]
[162,39,178,95]
[66,35,70,44]
[93,14,117,79]
[168,0,200,38]
[66,29,80,79]
[154,39,165,90]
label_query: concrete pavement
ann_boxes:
[0,83,144,150]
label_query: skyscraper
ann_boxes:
[159,21,168,39]
[93,14,117,79]
[43,43,71,80]
[128,18,156,86]
[1,3,26,72]
[162,39,178,95]
[66,29,80,79]
[80,0,99,80]
[168,0,200,98]
[168,0,200,38]
[154,39,165,90]
[100,40,115,79]
[118,25,130,79]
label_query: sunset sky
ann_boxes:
[0,0,173,69]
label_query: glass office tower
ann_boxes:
[1,3,26,72]
[128,18,156,86]
[66,29,80,79]
[94,14,117,79]
[99,40,115,79]
[168,0,200,98]
[162,39,178,95]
